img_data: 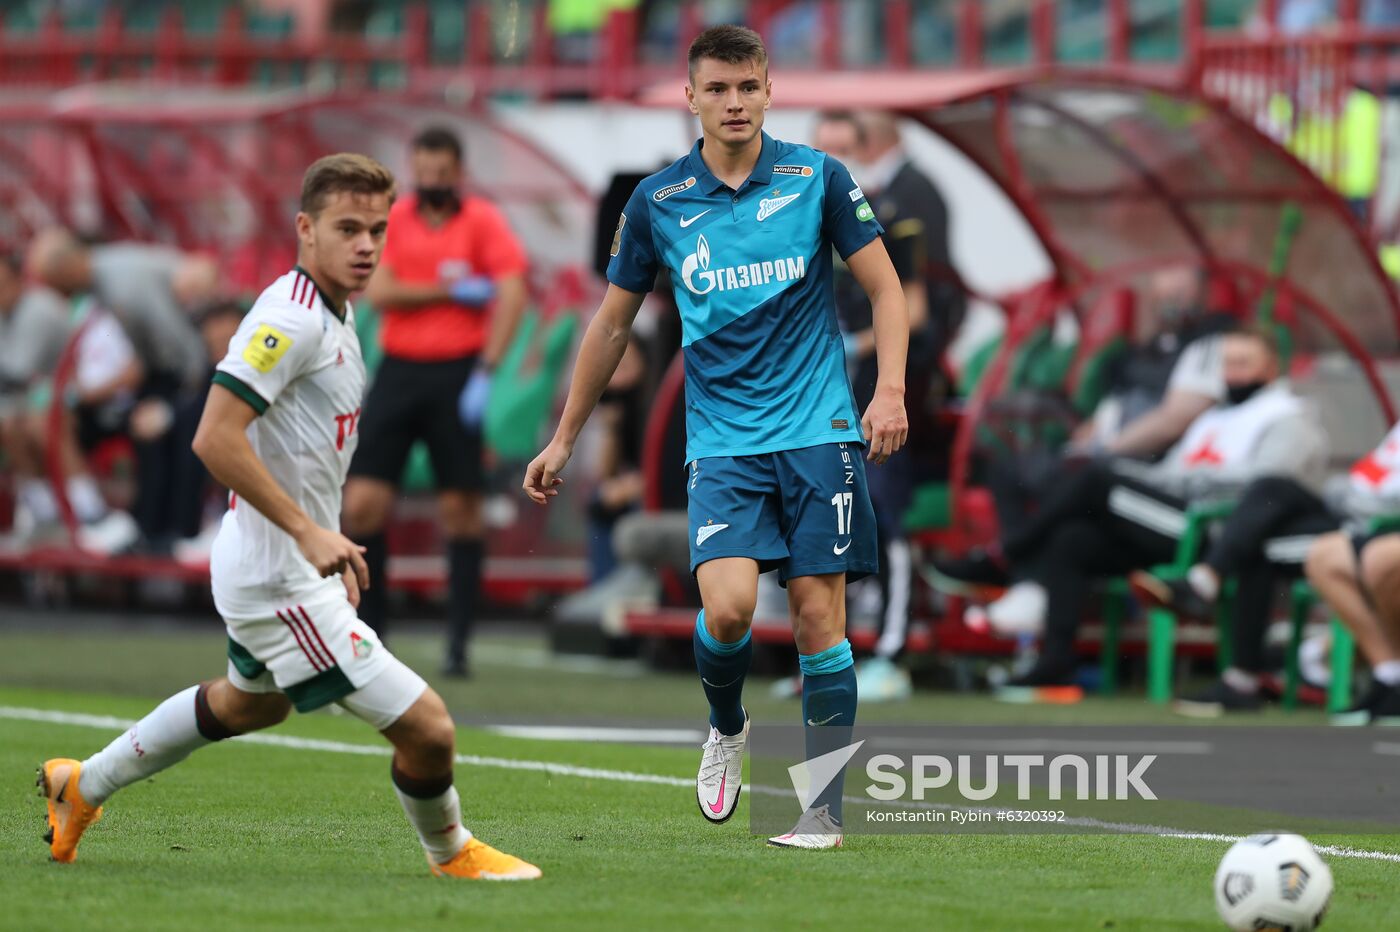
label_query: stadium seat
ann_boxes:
[1100,500,1238,702]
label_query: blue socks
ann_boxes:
[693,609,751,737]
[800,639,857,824]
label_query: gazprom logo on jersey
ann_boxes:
[680,233,807,296]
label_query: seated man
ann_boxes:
[934,268,1235,631]
[0,251,71,539]
[1305,422,1400,724]
[1134,417,1400,715]
[969,326,1327,694]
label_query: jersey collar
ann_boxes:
[687,131,776,195]
[294,265,347,323]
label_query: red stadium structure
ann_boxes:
[4,4,1400,649]
[625,68,1400,664]
[0,90,600,605]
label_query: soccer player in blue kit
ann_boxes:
[523,25,908,849]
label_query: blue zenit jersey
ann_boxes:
[607,132,884,463]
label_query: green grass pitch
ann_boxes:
[3,629,1398,930]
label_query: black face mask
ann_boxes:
[416,186,461,213]
[1225,380,1267,406]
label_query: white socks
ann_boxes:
[1373,660,1400,686]
[79,686,212,806]
[393,777,471,863]
[1187,564,1220,602]
[67,476,108,524]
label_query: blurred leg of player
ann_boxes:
[39,655,538,879]
[693,558,755,823]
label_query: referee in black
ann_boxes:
[820,109,963,697]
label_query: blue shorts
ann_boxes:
[687,442,879,584]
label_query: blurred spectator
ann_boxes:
[585,332,649,582]
[348,125,528,677]
[1305,419,1400,723]
[1136,412,1400,716]
[987,327,1325,694]
[550,0,640,64]
[3,296,143,554]
[27,231,220,549]
[0,251,71,543]
[932,268,1235,634]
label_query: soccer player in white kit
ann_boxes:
[37,153,540,881]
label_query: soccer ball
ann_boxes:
[1214,833,1333,931]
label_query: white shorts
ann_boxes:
[221,583,413,719]
[229,652,427,731]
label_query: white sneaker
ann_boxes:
[985,582,1047,636]
[696,713,748,823]
[767,803,844,849]
[855,657,912,703]
[76,510,140,555]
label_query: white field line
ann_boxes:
[486,725,706,744]
[4,706,1398,865]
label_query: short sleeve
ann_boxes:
[1167,335,1226,401]
[213,300,323,415]
[821,154,884,260]
[605,185,659,294]
[470,200,529,279]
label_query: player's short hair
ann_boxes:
[411,125,464,164]
[300,153,396,216]
[688,24,768,83]
[816,110,867,147]
[1228,322,1283,362]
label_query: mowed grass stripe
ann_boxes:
[7,704,1400,866]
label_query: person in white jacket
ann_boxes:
[987,326,1328,696]
[1305,421,1400,724]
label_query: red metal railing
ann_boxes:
[0,0,1213,99]
[1194,22,1400,237]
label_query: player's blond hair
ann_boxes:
[300,153,396,216]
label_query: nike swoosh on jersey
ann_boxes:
[696,523,730,547]
[679,209,712,228]
[806,713,842,726]
[756,192,801,222]
[833,541,852,555]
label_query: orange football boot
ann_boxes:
[37,758,103,863]
[429,837,542,881]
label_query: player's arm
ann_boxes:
[849,218,928,359]
[522,284,646,504]
[363,262,454,309]
[480,273,528,368]
[191,388,369,587]
[846,237,910,464]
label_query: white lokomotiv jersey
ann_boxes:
[209,267,366,613]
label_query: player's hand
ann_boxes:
[341,566,362,610]
[448,275,497,307]
[862,386,908,465]
[523,439,572,505]
[295,525,370,588]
